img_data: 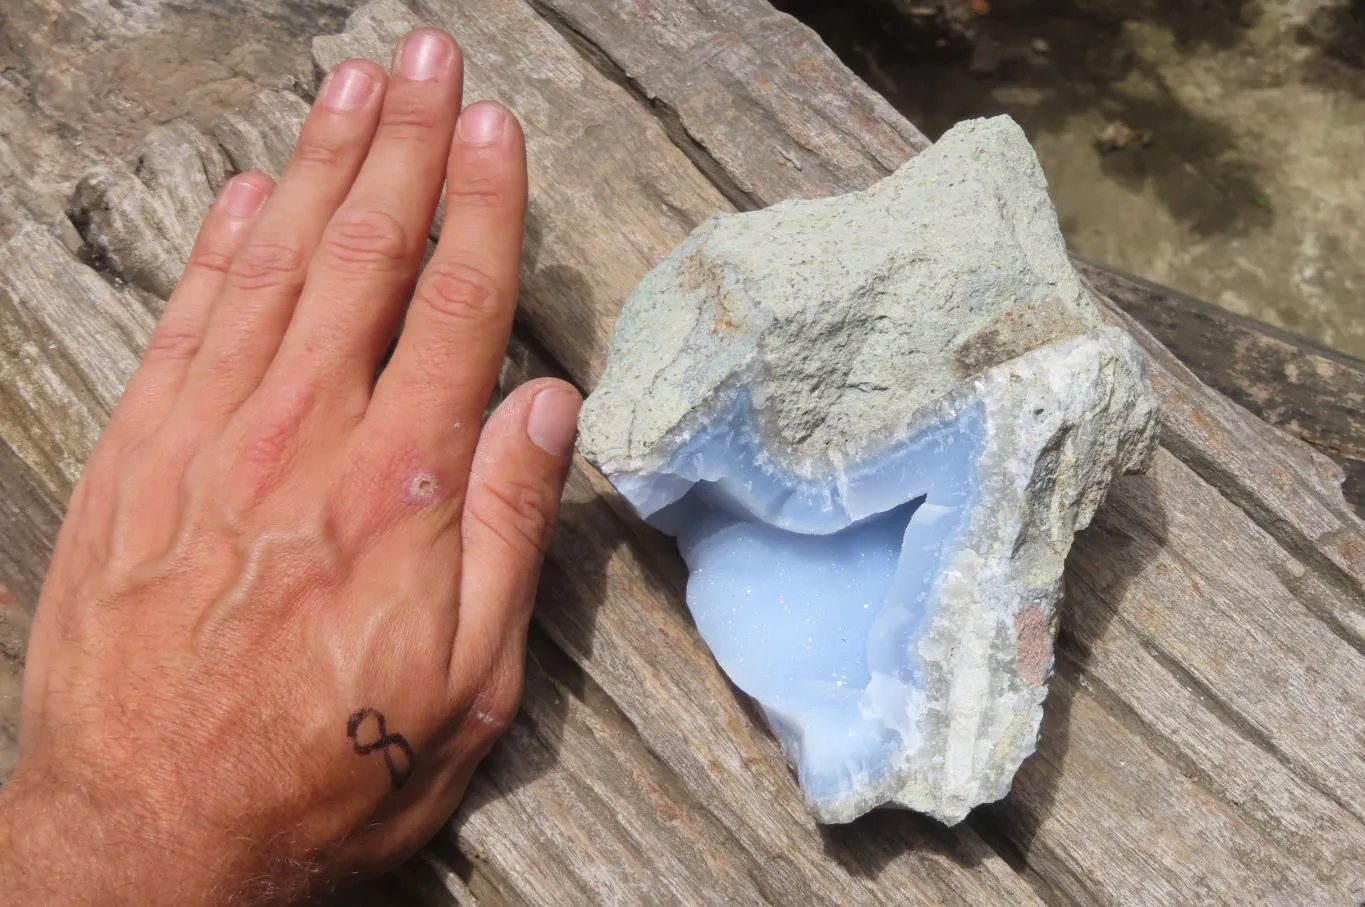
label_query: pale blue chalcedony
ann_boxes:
[613,396,986,808]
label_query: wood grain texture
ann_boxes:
[2,0,1364,903]
[0,224,152,528]
[0,222,155,802]
[1078,258,1365,518]
[522,0,929,205]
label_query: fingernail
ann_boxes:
[395,30,452,81]
[457,102,506,145]
[221,177,267,218]
[527,386,581,457]
[320,64,375,111]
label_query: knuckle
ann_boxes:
[239,419,294,477]
[378,95,444,137]
[470,672,524,739]
[228,239,307,295]
[227,382,316,502]
[292,133,352,170]
[321,207,412,272]
[189,241,237,276]
[446,162,511,209]
[466,475,553,557]
[416,259,503,323]
[143,323,203,363]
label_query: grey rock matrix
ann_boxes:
[579,116,1160,823]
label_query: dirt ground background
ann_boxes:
[3,0,1362,357]
[779,0,1365,359]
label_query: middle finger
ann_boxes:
[177,60,386,423]
[266,29,465,408]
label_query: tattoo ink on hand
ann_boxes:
[346,708,415,790]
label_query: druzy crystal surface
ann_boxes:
[578,117,1160,823]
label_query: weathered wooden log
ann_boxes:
[1,0,1363,903]
[1078,259,1365,519]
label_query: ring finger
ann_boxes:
[174,59,387,425]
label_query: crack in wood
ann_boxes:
[1049,636,1365,870]
[1139,639,1365,827]
[520,0,764,213]
[1159,433,1365,657]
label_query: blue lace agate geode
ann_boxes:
[578,117,1159,823]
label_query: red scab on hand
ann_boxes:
[1014,605,1053,687]
[405,471,440,507]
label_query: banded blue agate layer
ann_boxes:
[616,397,986,809]
[578,116,1160,822]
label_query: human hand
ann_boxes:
[0,28,579,904]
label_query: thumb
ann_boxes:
[453,378,579,682]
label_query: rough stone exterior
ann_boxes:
[579,116,1160,822]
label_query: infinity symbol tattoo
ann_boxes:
[346,708,415,790]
